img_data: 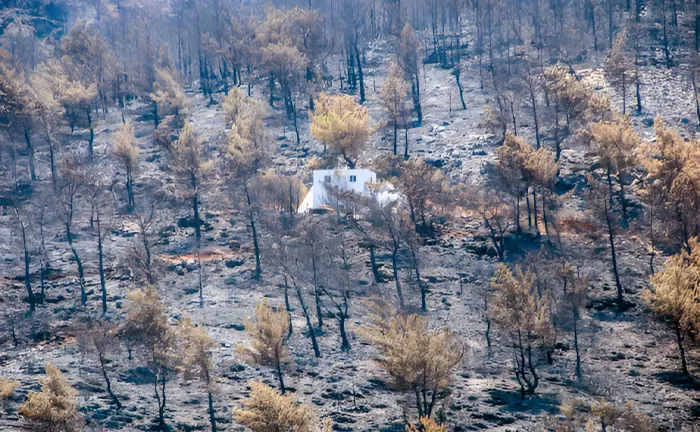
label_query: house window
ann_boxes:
[324,175,331,183]
[349,175,357,183]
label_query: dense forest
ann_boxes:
[0,0,698,430]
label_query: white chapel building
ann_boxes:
[298,169,377,212]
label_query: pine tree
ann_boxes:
[640,117,700,246]
[224,94,269,280]
[125,286,180,431]
[0,376,18,417]
[232,381,314,432]
[397,23,422,125]
[150,67,189,126]
[380,61,409,156]
[169,123,213,305]
[494,132,535,235]
[179,317,218,432]
[406,417,447,432]
[643,238,700,375]
[310,93,370,168]
[19,363,80,431]
[490,264,554,397]
[111,121,139,210]
[525,147,560,239]
[560,261,588,378]
[605,29,636,115]
[78,320,122,409]
[222,86,244,125]
[359,308,464,421]
[237,299,292,394]
[588,113,639,219]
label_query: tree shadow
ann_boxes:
[654,371,700,391]
[487,388,560,415]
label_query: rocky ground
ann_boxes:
[0,31,699,432]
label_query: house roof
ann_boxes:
[313,168,376,176]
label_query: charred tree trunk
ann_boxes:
[391,243,405,309]
[275,359,286,394]
[20,223,35,313]
[369,245,383,283]
[354,42,365,104]
[99,352,121,409]
[24,127,36,181]
[207,390,217,432]
[126,165,135,211]
[604,201,624,310]
[675,323,689,375]
[294,279,321,358]
[67,223,87,306]
[283,276,293,339]
[96,209,107,315]
[87,109,95,161]
[454,68,467,109]
[244,184,262,280]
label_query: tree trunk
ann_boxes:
[412,79,423,125]
[541,188,550,239]
[292,100,300,144]
[283,276,293,339]
[530,89,541,149]
[193,191,202,244]
[244,185,262,280]
[355,42,365,104]
[393,122,398,156]
[635,31,642,112]
[526,343,539,395]
[314,289,323,330]
[339,308,351,351]
[141,225,154,285]
[411,248,427,312]
[391,245,405,308]
[605,203,624,309]
[369,245,382,283]
[276,360,286,394]
[531,188,539,237]
[24,127,36,181]
[663,4,672,68]
[22,229,35,313]
[484,294,492,358]
[295,280,321,357]
[46,130,57,191]
[99,354,122,409]
[455,70,467,109]
[39,260,46,304]
[198,251,205,308]
[157,372,167,431]
[67,224,87,306]
[207,390,217,432]
[622,72,626,115]
[153,102,159,128]
[126,165,135,210]
[97,218,107,315]
[675,323,689,375]
[87,109,95,161]
[573,307,582,378]
[554,105,561,160]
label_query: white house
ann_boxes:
[298,169,377,212]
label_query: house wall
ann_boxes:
[312,169,376,208]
